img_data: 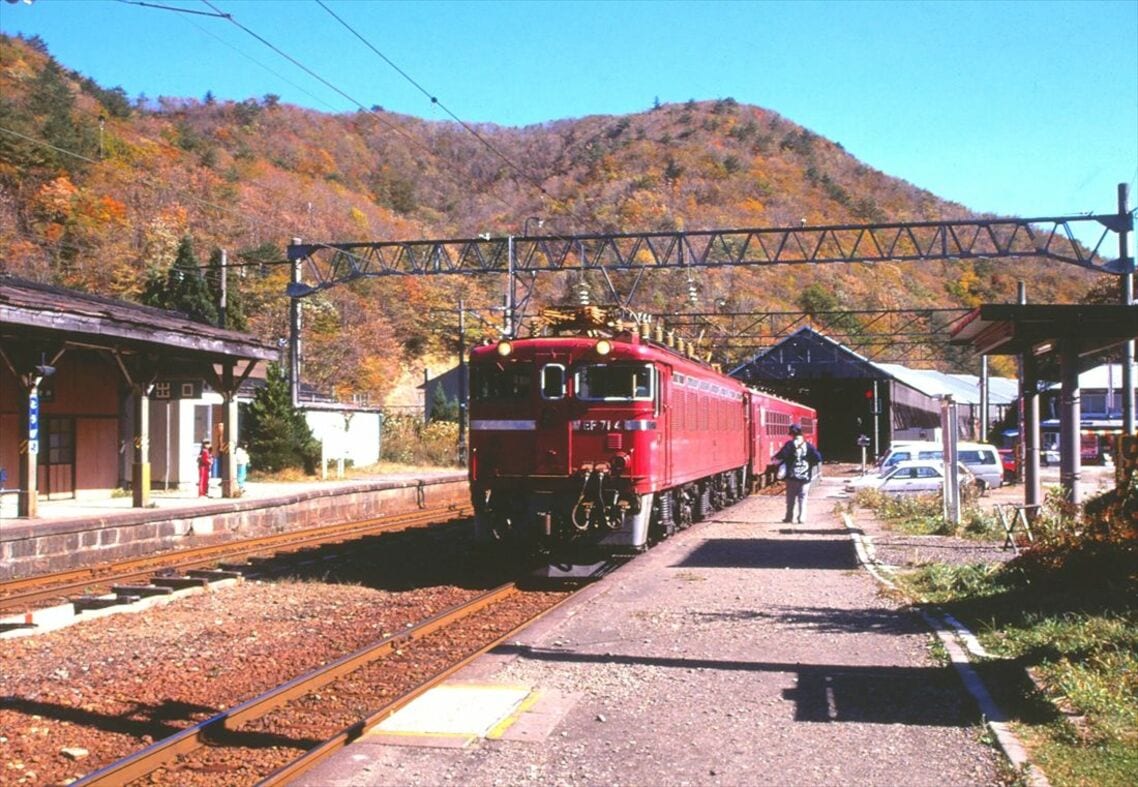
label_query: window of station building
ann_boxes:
[1082,392,1108,416]
[471,363,534,401]
[39,416,75,466]
[576,363,654,402]
[540,364,566,399]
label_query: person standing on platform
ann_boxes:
[197,439,212,497]
[234,442,250,494]
[774,423,822,524]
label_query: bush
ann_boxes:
[381,414,461,467]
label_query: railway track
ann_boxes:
[71,579,581,786]
[0,504,473,616]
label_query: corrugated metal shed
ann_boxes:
[874,363,1017,405]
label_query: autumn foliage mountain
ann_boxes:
[0,34,1108,403]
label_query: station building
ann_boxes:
[730,327,1017,460]
[0,275,278,516]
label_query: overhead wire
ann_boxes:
[189,0,606,319]
[314,0,560,207]
[0,123,275,268]
[307,0,611,321]
[211,0,594,234]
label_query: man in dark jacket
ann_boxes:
[774,424,822,524]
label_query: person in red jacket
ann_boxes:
[196,439,212,497]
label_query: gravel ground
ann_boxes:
[7,465,1102,786]
[0,517,519,787]
[0,580,486,785]
[296,472,1018,787]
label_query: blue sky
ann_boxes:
[3,0,1136,249]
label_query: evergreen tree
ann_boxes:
[429,385,459,423]
[140,236,220,325]
[242,363,320,474]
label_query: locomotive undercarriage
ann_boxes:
[474,466,749,555]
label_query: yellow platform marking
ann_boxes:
[486,688,543,739]
[375,682,535,738]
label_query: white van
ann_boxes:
[879,441,1003,490]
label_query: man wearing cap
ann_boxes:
[774,423,822,524]
[196,439,213,497]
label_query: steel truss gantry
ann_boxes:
[285,194,1133,423]
[288,212,1132,296]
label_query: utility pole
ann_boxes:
[289,237,302,407]
[457,300,468,466]
[505,235,516,338]
[219,248,227,330]
[1119,183,1134,435]
[979,355,989,440]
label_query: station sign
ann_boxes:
[29,391,39,449]
[153,380,203,400]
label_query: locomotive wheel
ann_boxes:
[678,489,694,529]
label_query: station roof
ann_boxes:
[732,326,1017,405]
[874,364,1017,405]
[0,275,279,364]
[949,304,1138,358]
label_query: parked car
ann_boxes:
[878,441,1003,490]
[998,448,1016,482]
[846,459,979,497]
[877,441,945,471]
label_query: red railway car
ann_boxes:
[468,311,817,554]
[748,389,818,487]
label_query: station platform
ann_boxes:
[0,470,468,579]
[293,474,1013,787]
[0,470,465,525]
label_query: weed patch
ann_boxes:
[867,480,1138,785]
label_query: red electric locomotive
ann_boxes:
[467,308,817,554]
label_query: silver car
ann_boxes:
[845,459,977,496]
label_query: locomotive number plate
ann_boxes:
[573,420,656,431]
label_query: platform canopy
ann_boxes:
[0,275,279,367]
[949,304,1138,358]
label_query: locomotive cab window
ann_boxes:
[576,363,655,402]
[541,364,567,399]
[470,363,533,401]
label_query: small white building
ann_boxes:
[303,403,383,470]
[145,386,383,491]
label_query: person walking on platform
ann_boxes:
[196,439,212,497]
[774,423,821,524]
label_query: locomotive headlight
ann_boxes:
[595,339,612,356]
[496,340,513,357]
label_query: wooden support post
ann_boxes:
[132,383,151,508]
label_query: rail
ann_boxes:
[72,582,519,785]
[0,504,472,614]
